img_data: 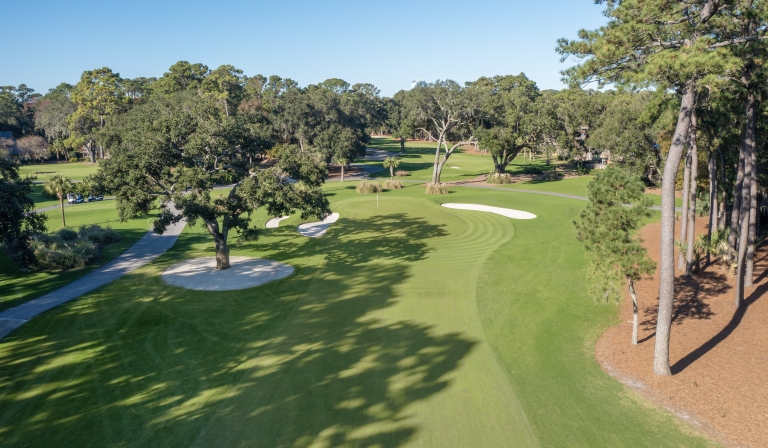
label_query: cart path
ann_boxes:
[0,214,186,340]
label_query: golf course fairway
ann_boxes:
[0,183,715,447]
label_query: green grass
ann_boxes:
[19,161,99,182]
[27,184,60,209]
[0,183,715,446]
[366,136,556,182]
[0,202,152,313]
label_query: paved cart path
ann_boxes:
[0,216,186,339]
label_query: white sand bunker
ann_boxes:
[298,213,339,237]
[266,216,289,228]
[161,256,294,291]
[441,203,536,220]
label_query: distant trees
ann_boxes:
[16,136,49,163]
[68,68,127,162]
[405,80,479,188]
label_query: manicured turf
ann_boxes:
[0,182,715,447]
[19,162,99,182]
[365,136,557,182]
[0,202,151,313]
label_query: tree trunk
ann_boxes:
[707,151,717,265]
[628,277,639,346]
[654,80,695,377]
[59,197,66,227]
[341,165,345,182]
[728,141,746,258]
[214,238,231,270]
[745,135,758,287]
[678,143,691,270]
[735,89,756,307]
[390,166,394,180]
[685,112,698,276]
[400,138,405,152]
[431,134,444,184]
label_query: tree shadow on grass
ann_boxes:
[0,214,473,447]
[637,272,728,344]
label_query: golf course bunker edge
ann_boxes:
[441,203,537,219]
[298,212,340,237]
[161,256,294,291]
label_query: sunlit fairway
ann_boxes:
[0,182,715,447]
[19,162,99,182]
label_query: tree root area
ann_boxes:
[596,219,768,448]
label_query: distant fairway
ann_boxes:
[0,183,714,447]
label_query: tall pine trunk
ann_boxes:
[707,151,717,265]
[654,81,695,377]
[59,197,66,227]
[735,89,756,307]
[728,142,746,259]
[685,111,698,276]
[628,277,639,346]
[745,138,758,286]
[678,144,691,270]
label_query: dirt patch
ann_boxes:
[596,218,768,447]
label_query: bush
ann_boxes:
[425,183,449,194]
[55,227,79,241]
[395,170,411,177]
[542,170,563,180]
[68,157,82,163]
[356,181,382,194]
[30,225,122,270]
[522,166,543,175]
[383,180,403,189]
[486,172,513,184]
[78,224,122,245]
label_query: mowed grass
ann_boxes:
[0,202,151,313]
[19,162,99,182]
[0,183,714,447]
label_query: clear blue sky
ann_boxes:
[1,0,607,97]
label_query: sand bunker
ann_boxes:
[161,256,294,291]
[266,216,290,228]
[441,203,536,220]
[297,213,339,237]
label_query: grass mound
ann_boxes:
[486,173,513,184]
[356,181,382,194]
[383,180,403,189]
[395,170,411,177]
[425,183,448,194]
[31,225,122,270]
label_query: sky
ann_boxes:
[1,0,609,97]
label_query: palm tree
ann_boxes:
[333,155,349,182]
[44,174,73,227]
[383,157,400,181]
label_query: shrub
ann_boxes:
[78,224,122,245]
[55,227,79,241]
[383,180,403,189]
[542,170,563,180]
[486,172,513,184]
[395,170,411,177]
[356,181,382,194]
[425,183,448,194]
[30,225,121,270]
[522,166,543,175]
[68,157,82,163]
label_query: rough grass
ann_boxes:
[0,183,715,447]
[395,170,411,177]
[486,172,513,184]
[425,182,449,194]
[356,180,382,194]
[383,179,403,189]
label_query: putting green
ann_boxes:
[0,184,714,447]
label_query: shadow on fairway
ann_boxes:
[0,214,475,447]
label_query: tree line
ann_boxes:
[561,0,768,376]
